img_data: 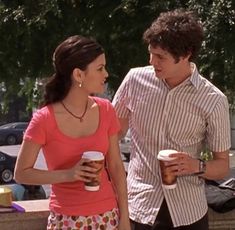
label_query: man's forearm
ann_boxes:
[201,151,230,180]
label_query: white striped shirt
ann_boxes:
[112,63,231,227]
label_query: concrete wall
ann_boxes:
[0,200,49,230]
[231,113,235,149]
[0,200,235,230]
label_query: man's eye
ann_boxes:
[155,54,163,59]
[98,67,104,71]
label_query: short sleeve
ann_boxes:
[107,101,121,136]
[206,96,231,152]
[24,108,47,145]
[112,69,132,118]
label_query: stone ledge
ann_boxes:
[0,199,49,230]
[208,207,235,230]
[0,199,235,230]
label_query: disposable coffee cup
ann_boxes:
[82,151,104,191]
[157,149,178,189]
[0,186,12,207]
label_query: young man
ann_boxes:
[112,9,231,230]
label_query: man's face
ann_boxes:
[148,45,190,86]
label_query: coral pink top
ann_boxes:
[24,97,120,216]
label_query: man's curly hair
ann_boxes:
[143,8,204,62]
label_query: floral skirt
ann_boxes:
[47,208,119,230]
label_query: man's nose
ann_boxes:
[149,54,155,65]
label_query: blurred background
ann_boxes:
[0,0,234,124]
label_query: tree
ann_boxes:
[187,0,235,106]
[0,0,234,121]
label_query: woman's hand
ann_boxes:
[67,158,99,182]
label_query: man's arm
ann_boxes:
[169,150,230,180]
[202,150,230,180]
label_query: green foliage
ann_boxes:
[0,0,234,119]
[187,0,235,100]
[200,149,213,161]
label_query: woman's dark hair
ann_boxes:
[42,35,104,106]
[143,8,204,62]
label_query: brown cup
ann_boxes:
[157,149,178,189]
[82,151,104,191]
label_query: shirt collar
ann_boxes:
[161,63,201,90]
[188,63,201,90]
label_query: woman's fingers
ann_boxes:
[72,159,100,181]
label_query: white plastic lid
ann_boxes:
[85,185,100,191]
[82,151,104,161]
[162,183,177,189]
[157,149,178,161]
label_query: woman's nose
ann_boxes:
[104,69,109,78]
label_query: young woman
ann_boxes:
[14,35,130,230]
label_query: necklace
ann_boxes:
[61,100,89,122]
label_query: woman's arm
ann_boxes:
[118,118,129,140]
[14,140,98,185]
[106,134,131,230]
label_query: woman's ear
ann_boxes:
[72,68,83,83]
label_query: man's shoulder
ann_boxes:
[126,66,155,83]
[129,65,154,75]
[197,74,226,99]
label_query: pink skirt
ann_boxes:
[47,208,119,229]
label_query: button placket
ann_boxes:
[158,91,173,149]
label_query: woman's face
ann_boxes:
[82,53,108,94]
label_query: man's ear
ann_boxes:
[183,52,191,61]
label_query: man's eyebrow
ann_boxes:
[149,50,160,56]
[148,47,159,55]
[149,50,167,57]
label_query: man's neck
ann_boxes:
[166,63,193,89]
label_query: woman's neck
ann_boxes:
[62,88,90,112]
